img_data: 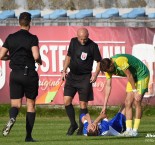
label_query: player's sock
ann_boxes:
[9,107,19,119]
[126,120,132,131]
[133,119,140,132]
[26,112,36,139]
[65,104,77,126]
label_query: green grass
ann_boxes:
[0,116,155,145]
[0,105,155,144]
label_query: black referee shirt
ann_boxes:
[2,29,38,70]
[67,37,101,75]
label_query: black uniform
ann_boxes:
[64,37,101,101]
[2,29,39,100]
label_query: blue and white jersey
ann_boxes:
[98,118,110,135]
[82,118,109,136]
[81,112,126,136]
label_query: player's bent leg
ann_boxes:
[125,92,134,120]
[119,93,134,137]
[125,93,134,130]
[132,95,143,137]
[134,94,143,119]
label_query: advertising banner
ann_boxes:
[0,26,155,105]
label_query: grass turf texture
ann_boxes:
[0,105,155,144]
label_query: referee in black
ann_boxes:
[61,28,101,135]
[0,12,42,142]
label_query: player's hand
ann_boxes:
[134,93,142,101]
[88,123,97,132]
[87,123,94,131]
[91,122,98,131]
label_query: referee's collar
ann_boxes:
[20,29,29,32]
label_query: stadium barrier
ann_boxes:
[95,8,119,19]
[0,10,15,20]
[121,8,145,19]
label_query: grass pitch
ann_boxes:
[0,106,155,145]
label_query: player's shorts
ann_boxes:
[10,70,39,100]
[108,112,126,135]
[126,76,150,94]
[64,72,93,102]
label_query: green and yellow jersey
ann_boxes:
[105,54,150,81]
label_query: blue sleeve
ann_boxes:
[80,113,86,120]
[100,120,109,133]
[83,122,88,136]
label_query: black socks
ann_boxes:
[26,112,36,139]
[9,107,19,119]
[65,104,77,126]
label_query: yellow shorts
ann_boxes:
[126,76,150,95]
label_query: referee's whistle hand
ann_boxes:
[61,72,67,81]
[90,76,97,83]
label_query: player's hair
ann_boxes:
[87,129,99,136]
[100,58,112,73]
[19,12,31,27]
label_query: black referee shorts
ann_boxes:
[64,72,94,102]
[10,70,39,100]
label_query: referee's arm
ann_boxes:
[0,47,10,60]
[32,46,42,65]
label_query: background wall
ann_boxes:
[0,26,155,105]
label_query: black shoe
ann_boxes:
[77,126,83,135]
[2,118,16,136]
[25,137,37,142]
[66,124,78,136]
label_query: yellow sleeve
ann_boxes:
[105,72,112,79]
[115,57,129,70]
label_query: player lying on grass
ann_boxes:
[81,106,126,136]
